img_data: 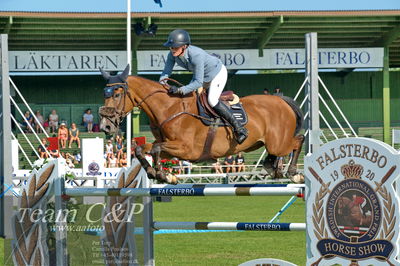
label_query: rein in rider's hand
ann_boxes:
[168,85,183,95]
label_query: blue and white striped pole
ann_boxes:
[153,222,306,231]
[64,184,305,197]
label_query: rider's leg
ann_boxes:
[208,65,248,144]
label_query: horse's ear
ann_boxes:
[99,68,111,81]
[119,64,130,81]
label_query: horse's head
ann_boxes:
[99,64,131,135]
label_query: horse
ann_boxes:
[99,65,305,184]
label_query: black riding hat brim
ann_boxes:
[163,41,187,48]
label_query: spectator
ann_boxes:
[22,110,33,133]
[273,87,283,96]
[115,135,124,161]
[212,158,223,174]
[263,88,270,95]
[235,152,246,172]
[180,160,192,174]
[108,153,118,168]
[34,110,45,133]
[223,155,235,173]
[83,108,94,133]
[49,149,60,158]
[105,139,114,160]
[48,109,59,133]
[68,122,80,148]
[119,152,128,167]
[66,158,75,168]
[57,122,68,149]
[73,152,82,164]
[43,119,50,133]
[38,138,49,159]
[65,152,75,161]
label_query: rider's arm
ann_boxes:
[159,52,176,82]
[179,53,204,94]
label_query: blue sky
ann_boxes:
[1,0,399,12]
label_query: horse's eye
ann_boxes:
[114,93,121,98]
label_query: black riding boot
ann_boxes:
[213,101,248,144]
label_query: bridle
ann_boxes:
[101,82,134,128]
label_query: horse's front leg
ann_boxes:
[135,143,158,180]
[150,143,178,185]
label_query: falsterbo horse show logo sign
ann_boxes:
[305,137,400,266]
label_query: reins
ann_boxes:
[104,78,216,135]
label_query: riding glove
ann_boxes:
[169,85,183,95]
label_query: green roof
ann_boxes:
[1,10,400,67]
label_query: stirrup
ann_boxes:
[235,128,248,144]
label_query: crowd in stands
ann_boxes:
[30,108,96,168]
[212,152,246,173]
[22,108,96,135]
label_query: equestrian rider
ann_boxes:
[159,29,248,144]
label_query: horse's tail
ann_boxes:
[280,96,304,135]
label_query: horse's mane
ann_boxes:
[129,75,165,88]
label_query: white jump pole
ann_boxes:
[0,34,13,239]
[305,32,321,154]
[126,0,132,167]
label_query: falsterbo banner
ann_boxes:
[138,48,384,70]
[9,48,383,72]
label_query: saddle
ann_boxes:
[197,88,248,127]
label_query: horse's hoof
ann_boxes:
[156,171,167,183]
[290,173,305,184]
[165,173,178,185]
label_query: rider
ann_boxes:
[159,29,248,144]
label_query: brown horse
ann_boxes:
[99,66,304,184]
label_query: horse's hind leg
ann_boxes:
[287,134,305,177]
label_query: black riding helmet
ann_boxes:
[163,29,191,48]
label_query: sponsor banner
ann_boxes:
[9,48,383,72]
[138,48,383,70]
[305,137,400,265]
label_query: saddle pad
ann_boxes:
[197,97,248,127]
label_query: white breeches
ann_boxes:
[208,65,227,107]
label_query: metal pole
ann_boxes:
[142,174,155,266]
[54,159,68,266]
[126,0,132,166]
[0,34,13,239]
[304,33,320,154]
[382,46,391,144]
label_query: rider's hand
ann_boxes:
[159,79,168,86]
[169,85,183,95]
